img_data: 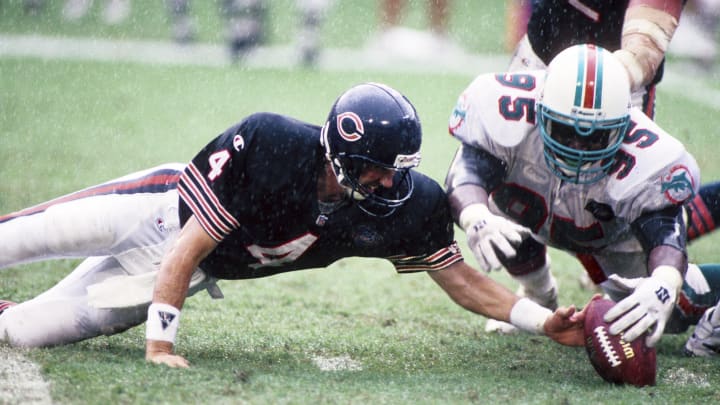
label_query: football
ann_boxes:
[583,297,657,387]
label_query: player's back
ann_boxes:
[528,0,629,64]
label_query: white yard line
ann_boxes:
[2,34,718,108]
[0,33,505,74]
[311,354,362,371]
[0,346,52,405]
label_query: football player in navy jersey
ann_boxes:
[0,83,588,368]
[509,0,686,119]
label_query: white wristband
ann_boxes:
[509,298,553,335]
[146,303,181,343]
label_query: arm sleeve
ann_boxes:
[389,179,464,273]
[445,144,507,194]
[631,205,687,255]
[177,119,254,241]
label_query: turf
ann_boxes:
[0,0,509,53]
[2,1,720,404]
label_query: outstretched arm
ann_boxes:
[145,215,217,368]
[428,261,586,346]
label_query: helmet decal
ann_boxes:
[575,44,603,110]
[394,152,421,169]
[337,112,364,142]
[449,93,468,133]
[661,165,696,204]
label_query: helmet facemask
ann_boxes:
[326,146,418,218]
[539,106,630,184]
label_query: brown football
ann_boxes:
[583,297,657,387]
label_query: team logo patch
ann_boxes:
[156,217,167,233]
[233,134,245,151]
[158,310,176,330]
[661,165,695,203]
[337,112,364,142]
[353,225,384,248]
[449,93,468,133]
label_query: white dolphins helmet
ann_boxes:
[538,44,632,184]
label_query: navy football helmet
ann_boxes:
[321,82,422,217]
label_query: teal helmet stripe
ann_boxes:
[573,45,585,108]
[594,47,603,108]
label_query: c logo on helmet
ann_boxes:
[337,112,364,142]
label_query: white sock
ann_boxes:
[710,301,720,325]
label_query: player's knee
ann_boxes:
[0,307,52,348]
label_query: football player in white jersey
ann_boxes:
[445,43,717,350]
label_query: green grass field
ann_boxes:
[3,1,720,404]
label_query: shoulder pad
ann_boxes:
[449,71,543,149]
[607,112,699,210]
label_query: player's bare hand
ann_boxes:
[543,294,599,346]
[146,352,190,368]
[146,340,190,368]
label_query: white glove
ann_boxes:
[603,266,683,347]
[459,203,531,272]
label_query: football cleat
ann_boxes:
[684,307,720,357]
[0,300,17,316]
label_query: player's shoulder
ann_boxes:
[532,0,625,16]
[450,70,543,148]
[410,170,445,197]
[230,112,322,155]
[400,171,450,215]
[240,112,320,139]
[460,69,544,103]
[621,110,694,165]
[607,110,699,203]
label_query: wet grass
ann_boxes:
[3,1,720,403]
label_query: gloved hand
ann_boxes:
[603,266,683,347]
[459,203,531,272]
